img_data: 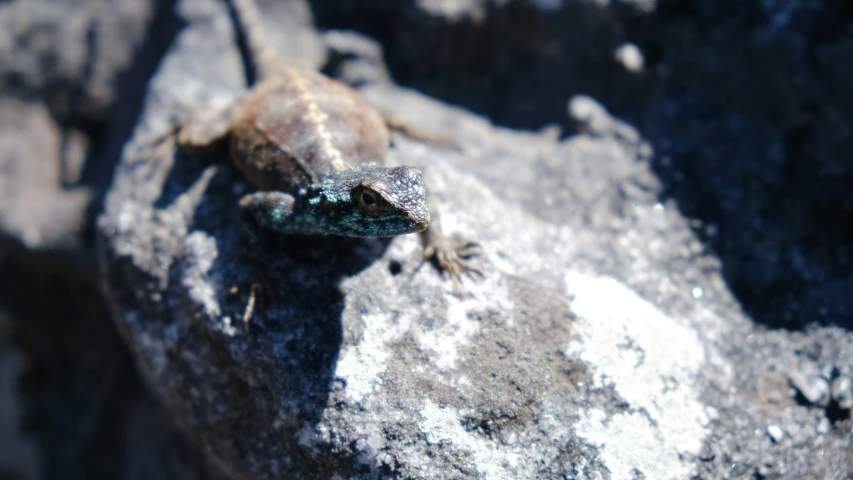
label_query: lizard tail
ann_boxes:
[229,0,281,81]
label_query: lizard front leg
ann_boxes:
[238,190,305,240]
[237,190,306,259]
[234,191,297,323]
[384,126,483,286]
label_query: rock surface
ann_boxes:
[311,0,853,331]
[0,0,171,251]
[95,0,853,479]
[0,0,212,479]
[1,0,852,478]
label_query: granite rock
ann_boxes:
[96,0,853,479]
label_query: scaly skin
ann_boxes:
[239,164,430,237]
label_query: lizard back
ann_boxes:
[228,67,390,194]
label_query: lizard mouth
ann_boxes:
[414,215,431,233]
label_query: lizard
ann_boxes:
[178,0,481,283]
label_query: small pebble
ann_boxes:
[831,375,852,410]
[614,43,644,73]
[817,417,830,435]
[767,425,785,443]
[566,95,640,142]
[787,371,829,405]
[567,95,609,130]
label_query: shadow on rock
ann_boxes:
[308,0,853,330]
[0,238,211,480]
[104,136,393,476]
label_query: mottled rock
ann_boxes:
[788,369,830,406]
[767,424,785,443]
[832,375,853,411]
[0,0,155,120]
[95,1,853,479]
[0,98,91,250]
[0,1,216,478]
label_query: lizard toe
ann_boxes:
[426,240,484,287]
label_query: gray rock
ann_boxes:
[613,43,645,73]
[0,2,210,478]
[1,0,850,479]
[0,0,155,119]
[0,98,91,250]
[0,0,162,251]
[0,312,40,480]
[97,1,714,479]
[816,417,831,436]
[566,95,643,145]
[91,0,853,479]
[767,424,785,443]
[832,376,853,411]
[787,369,830,406]
[310,0,853,331]
[65,0,853,478]
[0,240,221,480]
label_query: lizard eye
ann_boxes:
[356,187,385,216]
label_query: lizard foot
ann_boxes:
[421,233,484,288]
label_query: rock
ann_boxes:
[0,312,40,480]
[0,0,214,478]
[0,0,156,120]
[0,240,217,480]
[96,0,711,478]
[767,424,785,443]
[0,0,159,252]
[0,98,91,250]
[613,43,644,73]
[95,1,853,479]
[831,375,853,411]
[816,417,831,436]
[566,95,642,144]
[0,0,848,478]
[310,0,853,331]
[787,370,830,406]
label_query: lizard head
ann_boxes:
[314,165,431,237]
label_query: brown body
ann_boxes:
[229,67,390,194]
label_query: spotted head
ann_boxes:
[309,165,431,237]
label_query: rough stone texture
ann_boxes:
[0,0,154,121]
[0,98,92,251]
[0,309,40,480]
[1,0,852,479]
[94,1,853,480]
[0,0,214,479]
[0,244,212,480]
[310,0,853,331]
[0,0,181,252]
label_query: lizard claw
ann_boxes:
[422,239,484,289]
